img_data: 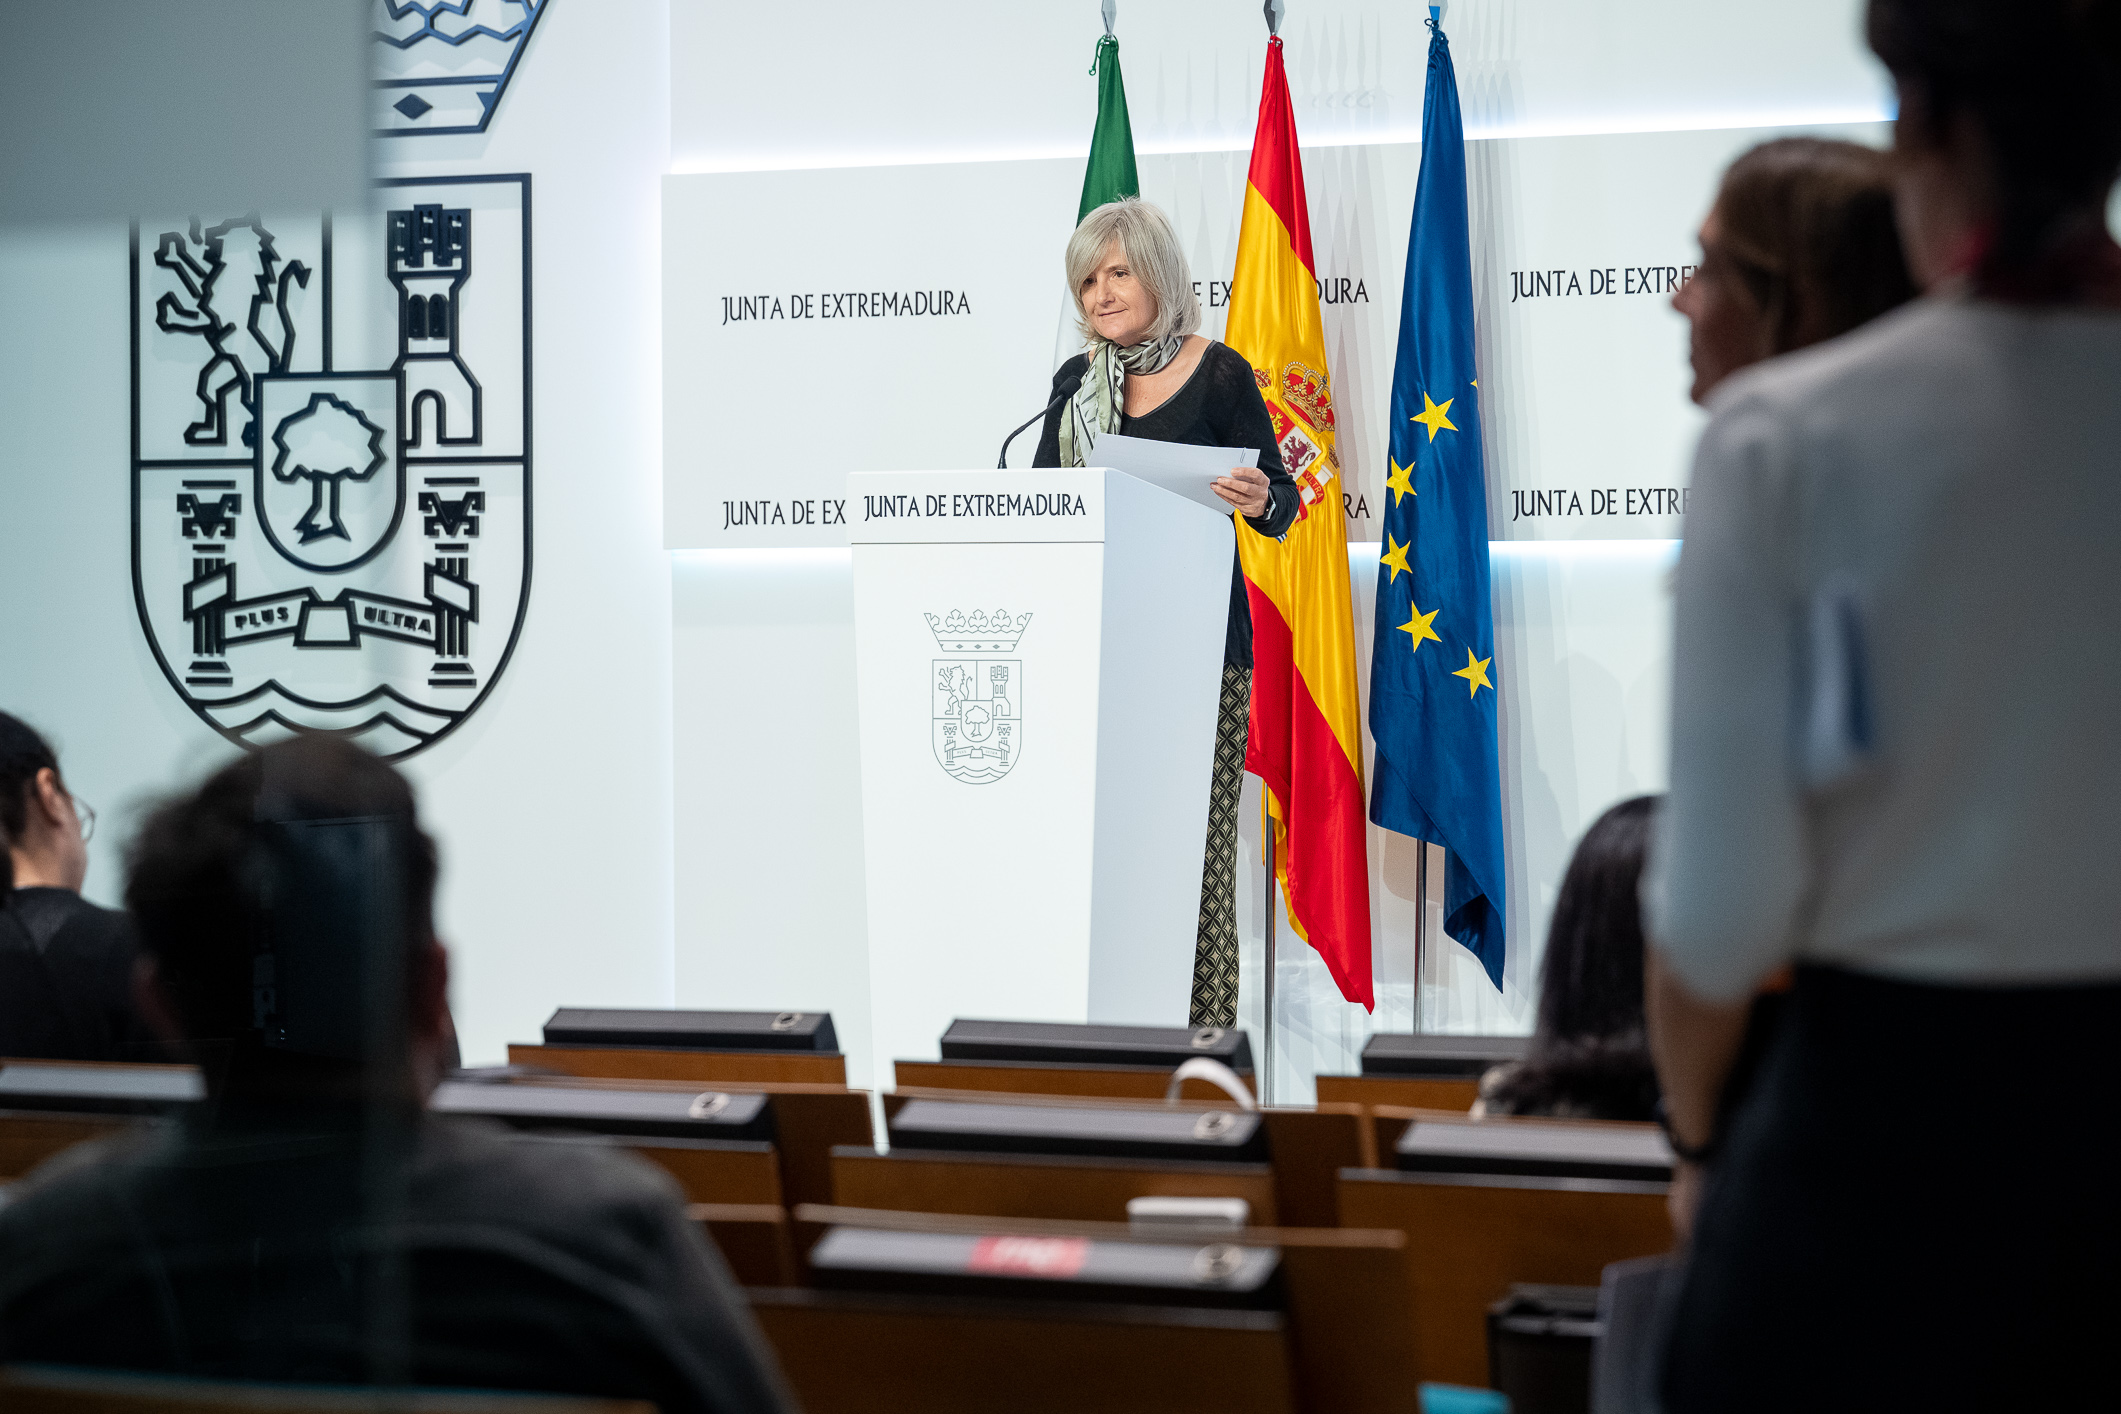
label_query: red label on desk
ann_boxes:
[967,1236,1089,1278]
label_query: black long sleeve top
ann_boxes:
[0,888,156,1062]
[1034,341,1301,670]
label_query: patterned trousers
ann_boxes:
[1192,665,1250,1028]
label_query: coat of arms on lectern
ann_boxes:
[929,609,1031,785]
[130,174,532,761]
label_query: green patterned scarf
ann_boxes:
[1057,334,1186,468]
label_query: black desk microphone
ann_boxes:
[996,371,1085,469]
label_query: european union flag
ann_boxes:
[1368,12,1506,988]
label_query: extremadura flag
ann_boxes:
[1079,32,1139,220]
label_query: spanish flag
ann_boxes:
[1227,35,1374,1010]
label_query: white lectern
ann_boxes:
[849,468,1236,1088]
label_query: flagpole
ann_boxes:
[1252,0,1287,1113]
[1413,845,1428,1033]
[1409,0,1434,1032]
[1261,805,1277,1107]
[1411,0,1434,1015]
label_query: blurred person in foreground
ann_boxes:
[1479,143,1918,1123]
[1476,796,1661,1122]
[0,737,792,1414]
[0,711,153,1061]
[1674,134,1917,402]
[1644,1,2121,1407]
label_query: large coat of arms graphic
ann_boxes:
[929,609,1031,785]
[131,174,532,761]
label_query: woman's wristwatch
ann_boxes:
[1654,1098,1719,1165]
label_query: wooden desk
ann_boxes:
[0,1109,134,1182]
[627,1137,783,1206]
[469,1074,871,1210]
[1338,1165,1672,1387]
[507,1043,846,1086]
[878,1089,1366,1227]
[751,1285,1293,1414]
[1258,1106,1370,1226]
[690,1202,798,1287]
[514,1130,782,1206]
[0,1365,653,1413]
[780,1205,1418,1414]
[1315,1073,1479,1114]
[1366,1103,1456,1162]
[832,1144,1281,1225]
[892,1057,1255,1102]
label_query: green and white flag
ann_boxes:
[1078,33,1139,220]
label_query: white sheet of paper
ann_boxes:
[1087,431,1259,516]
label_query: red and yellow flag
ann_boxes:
[1227,36,1374,1009]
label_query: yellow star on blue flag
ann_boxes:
[1451,649,1493,697]
[1379,533,1412,583]
[1411,392,1456,441]
[1385,457,1415,506]
[1398,602,1441,651]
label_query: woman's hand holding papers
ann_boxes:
[1213,464,1272,518]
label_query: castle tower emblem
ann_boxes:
[390,203,482,448]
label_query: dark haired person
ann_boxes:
[1477,796,1659,1121]
[0,737,792,1414]
[1673,135,1917,401]
[1645,1,2121,1406]
[0,711,151,1061]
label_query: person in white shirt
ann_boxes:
[1644,1,2121,1408]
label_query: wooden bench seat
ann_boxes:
[506,1043,846,1087]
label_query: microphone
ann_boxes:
[997,371,1085,469]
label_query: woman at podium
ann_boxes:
[1033,198,1299,1028]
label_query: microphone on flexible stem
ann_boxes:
[996,371,1085,469]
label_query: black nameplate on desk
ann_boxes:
[939,1019,1254,1073]
[888,1097,1266,1163]
[542,1008,838,1053]
[429,1080,774,1141]
[809,1226,1283,1310]
[1395,1118,1673,1182]
[0,1063,204,1115]
[1359,1033,1528,1079]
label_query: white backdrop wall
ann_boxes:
[0,0,677,1066]
[670,549,874,1083]
[672,1,1889,169]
